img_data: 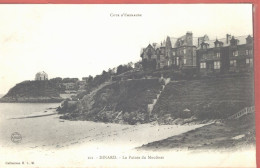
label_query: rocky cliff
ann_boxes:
[59,79,162,124]
[0,80,63,103]
[58,75,254,125]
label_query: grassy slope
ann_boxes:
[152,76,254,120]
[139,113,255,151]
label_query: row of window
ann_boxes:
[230,60,237,67]
[246,58,254,67]
[202,52,220,59]
[230,59,253,67]
[160,48,188,57]
[201,49,253,59]
[200,58,254,69]
[173,49,186,56]
[232,49,253,56]
[200,61,220,69]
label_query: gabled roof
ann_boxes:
[193,35,209,47]
[170,37,178,48]
[173,35,187,48]
[161,40,166,47]
[152,43,161,49]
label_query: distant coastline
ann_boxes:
[0,96,63,103]
[0,80,64,103]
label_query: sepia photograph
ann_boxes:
[0,4,256,167]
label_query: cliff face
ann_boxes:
[0,80,63,103]
[59,79,161,124]
[59,75,254,125]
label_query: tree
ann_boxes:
[88,75,93,83]
[117,65,124,75]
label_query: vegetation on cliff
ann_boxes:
[0,80,63,103]
[59,74,254,125]
[151,76,254,124]
[59,79,161,124]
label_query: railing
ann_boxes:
[228,106,255,119]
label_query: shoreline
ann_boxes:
[0,97,64,103]
[0,103,255,153]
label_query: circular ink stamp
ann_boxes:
[11,132,22,143]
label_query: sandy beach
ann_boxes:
[0,103,205,150]
[0,103,256,168]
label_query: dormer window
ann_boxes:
[246,35,253,44]
[214,40,223,48]
[201,43,209,49]
[233,50,238,57]
[216,52,220,58]
[230,36,238,46]
[202,53,207,59]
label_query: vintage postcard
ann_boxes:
[0,4,256,168]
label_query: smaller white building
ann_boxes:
[35,71,48,81]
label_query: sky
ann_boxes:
[0,4,253,94]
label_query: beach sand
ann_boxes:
[0,104,256,167]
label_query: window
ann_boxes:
[233,50,238,56]
[216,52,220,58]
[200,62,206,69]
[183,59,187,65]
[249,50,253,55]
[173,51,175,56]
[230,60,237,67]
[246,50,249,55]
[183,49,186,54]
[157,55,160,60]
[176,57,179,66]
[214,61,220,69]
[202,54,207,59]
[246,58,253,67]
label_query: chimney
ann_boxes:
[226,34,231,44]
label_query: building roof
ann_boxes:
[152,43,161,49]
[36,71,47,75]
[197,35,250,49]
[161,40,166,47]
[170,37,178,48]
[141,34,252,53]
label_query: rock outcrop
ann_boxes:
[59,79,161,124]
[0,80,63,103]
